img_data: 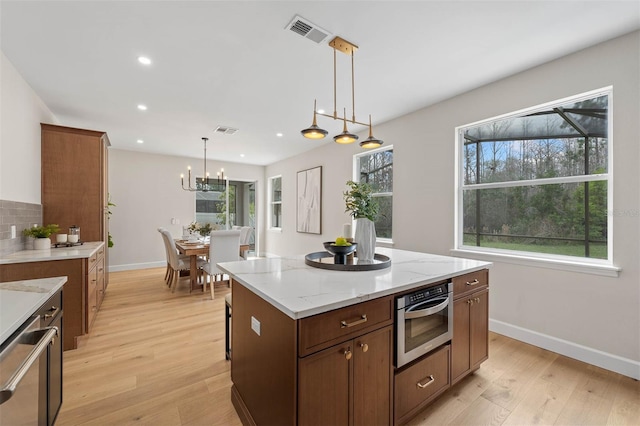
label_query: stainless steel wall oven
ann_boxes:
[396,281,452,367]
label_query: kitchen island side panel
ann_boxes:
[0,259,84,351]
[231,280,297,426]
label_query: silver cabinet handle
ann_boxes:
[466,278,480,286]
[0,326,58,405]
[43,306,60,320]
[417,375,435,389]
[340,314,367,328]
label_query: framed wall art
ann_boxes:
[296,166,322,234]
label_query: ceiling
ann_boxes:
[1,1,638,166]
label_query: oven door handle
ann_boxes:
[404,297,449,319]
[0,326,58,405]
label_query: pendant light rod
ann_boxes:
[351,51,356,123]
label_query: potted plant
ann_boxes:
[23,224,60,250]
[343,180,378,262]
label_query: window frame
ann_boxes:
[353,144,394,243]
[453,87,620,277]
[268,175,282,231]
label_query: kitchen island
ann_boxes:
[0,277,65,425]
[218,248,491,425]
[0,242,106,350]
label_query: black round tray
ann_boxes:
[305,251,391,271]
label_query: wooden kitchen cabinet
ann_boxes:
[394,344,450,425]
[0,244,106,351]
[41,123,110,285]
[298,325,393,426]
[451,286,489,385]
[87,245,106,329]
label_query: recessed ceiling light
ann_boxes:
[240,154,245,158]
[137,56,152,65]
[317,109,325,114]
[137,104,147,111]
[136,139,144,144]
[276,133,283,137]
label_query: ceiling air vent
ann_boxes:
[214,126,238,135]
[286,15,331,44]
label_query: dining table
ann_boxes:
[175,239,209,292]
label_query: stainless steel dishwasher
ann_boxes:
[0,315,58,424]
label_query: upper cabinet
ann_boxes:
[41,124,110,270]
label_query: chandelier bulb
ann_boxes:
[301,99,328,139]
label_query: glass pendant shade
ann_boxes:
[359,114,384,148]
[333,109,358,144]
[301,100,328,139]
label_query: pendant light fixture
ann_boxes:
[300,99,329,139]
[334,108,358,144]
[300,36,383,149]
[180,137,226,192]
[359,114,384,148]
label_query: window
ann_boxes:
[269,176,282,230]
[354,145,393,239]
[195,179,228,227]
[456,88,612,266]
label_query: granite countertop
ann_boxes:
[217,248,491,320]
[0,276,67,344]
[0,241,104,265]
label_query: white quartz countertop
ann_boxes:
[217,248,491,319]
[0,276,67,344]
[0,241,104,265]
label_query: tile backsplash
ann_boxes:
[0,199,42,257]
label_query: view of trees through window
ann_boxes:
[460,91,610,259]
[357,147,393,239]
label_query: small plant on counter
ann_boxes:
[107,194,116,247]
[22,224,61,238]
[343,180,379,221]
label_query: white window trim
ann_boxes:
[268,175,282,231]
[353,144,394,243]
[453,87,619,276]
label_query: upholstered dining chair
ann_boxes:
[202,230,241,299]
[160,229,205,292]
[157,228,190,286]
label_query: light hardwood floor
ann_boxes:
[57,268,639,425]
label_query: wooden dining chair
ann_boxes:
[202,230,241,299]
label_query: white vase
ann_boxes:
[34,237,52,250]
[355,218,376,263]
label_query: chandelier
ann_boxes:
[301,36,383,149]
[180,137,226,192]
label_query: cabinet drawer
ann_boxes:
[88,251,99,269]
[452,269,488,299]
[87,271,98,328]
[298,296,393,357]
[394,344,450,424]
[96,245,105,261]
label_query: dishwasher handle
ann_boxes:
[0,326,58,405]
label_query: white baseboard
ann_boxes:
[108,261,165,272]
[489,319,640,380]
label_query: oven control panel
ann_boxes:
[398,281,451,309]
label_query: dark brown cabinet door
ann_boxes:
[470,288,489,369]
[298,343,351,426]
[451,296,471,383]
[451,288,489,384]
[353,326,392,426]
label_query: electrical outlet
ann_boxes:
[251,316,261,336]
[10,225,16,239]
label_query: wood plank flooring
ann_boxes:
[57,268,639,425]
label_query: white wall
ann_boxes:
[265,31,640,378]
[0,52,57,202]
[108,148,265,271]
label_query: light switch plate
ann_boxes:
[10,225,16,239]
[251,316,261,336]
